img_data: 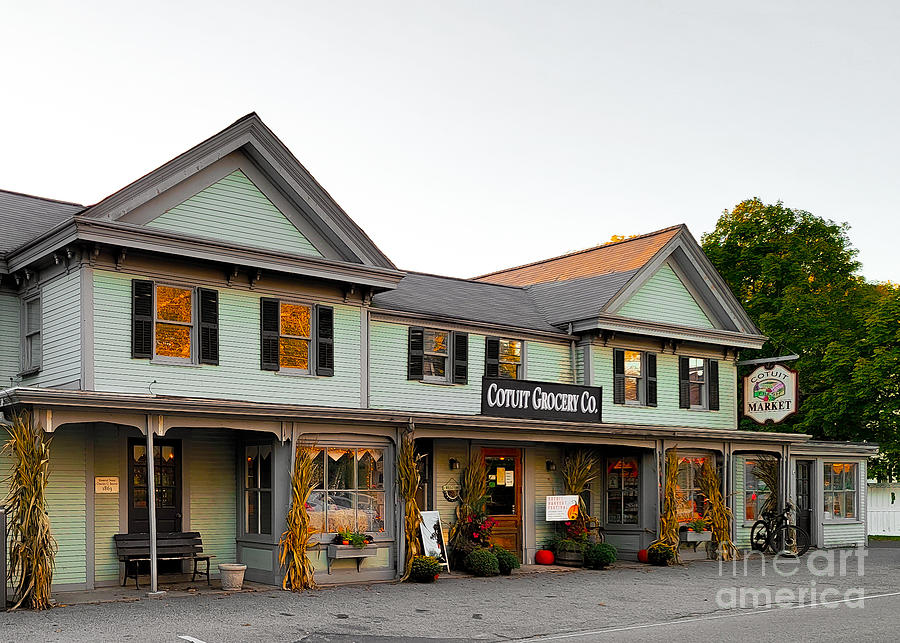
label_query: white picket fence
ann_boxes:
[867,484,900,536]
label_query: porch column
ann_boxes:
[146,415,162,595]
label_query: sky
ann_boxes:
[2,1,898,281]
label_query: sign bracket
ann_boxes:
[736,354,799,367]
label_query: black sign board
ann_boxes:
[481,377,602,423]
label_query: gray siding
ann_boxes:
[21,270,82,388]
[0,293,19,382]
[616,263,714,329]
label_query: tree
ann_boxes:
[701,198,878,441]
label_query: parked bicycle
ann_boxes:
[750,500,810,557]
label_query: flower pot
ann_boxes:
[535,549,555,565]
[219,563,247,591]
[682,531,713,543]
[555,549,583,567]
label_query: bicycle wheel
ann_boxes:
[771,525,810,557]
[750,520,769,552]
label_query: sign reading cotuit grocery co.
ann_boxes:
[743,364,799,424]
[481,377,602,423]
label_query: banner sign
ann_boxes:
[545,495,580,521]
[743,364,799,424]
[481,377,602,423]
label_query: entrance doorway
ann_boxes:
[795,460,813,538]
[128,438,182,534]
[483,448,522,558]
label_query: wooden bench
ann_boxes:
[114,532,212,589]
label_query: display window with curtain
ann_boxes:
[675,455,710,522]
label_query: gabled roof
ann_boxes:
[525,270,639,327]
[474,225,683,286]
[371,272,561,334]
[0,189,83,254]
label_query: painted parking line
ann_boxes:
[177,636,209,643]
[518,590,900,641]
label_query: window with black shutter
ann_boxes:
[407,326,424,380]
[132,280,217,366]
[708,359,719,411]
[614,348,656,406]
[199,288,219,365]
[260,298,280,371]
[485,337,500,378]
[131,280,153,359]
[452,332,468,385]
[679,356,691,409]
[613,348,625,404]
[679,356,712,409]
[316,305,334,377]
[646,352,658,407]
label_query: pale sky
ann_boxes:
[3,1,897,281]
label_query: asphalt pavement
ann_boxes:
[2,546,898,642]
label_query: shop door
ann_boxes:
[795,460,812,537]
[128,439,182,534]
[483,449,522,558]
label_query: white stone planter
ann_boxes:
[219,563,247,591]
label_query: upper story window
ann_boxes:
[408,326,467,384]
[132,280,218,365]
[486,338,523,379]
[21,296,41,373]
[260,298,334,376]
[824,462,858,520]
[678,356,720,411]
[613,349,656,406]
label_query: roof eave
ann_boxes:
[572,314,768,349]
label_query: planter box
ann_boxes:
[555,549,584,567]
[326,544,380,573]
[682,531,713,543]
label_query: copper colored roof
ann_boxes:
[473,225,683,286]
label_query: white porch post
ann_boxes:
[146,415,163,595]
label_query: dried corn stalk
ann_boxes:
[397,429,423,581]
[2,411,57,610]
[751,454,780,516]
[279,443,319,591]
[651,448,681,564]
[448,452,488,553]
[561,449,600,528]
[699,458,739,561]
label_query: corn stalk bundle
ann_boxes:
[2,411,57,610]
[561,449,600,527]
[279,444,319,591]
[698,458,739,561]
[652,449,681,564]
[751,454,779,516]
[448,453,487,552]
[396,430,423,582]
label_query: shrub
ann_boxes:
[451,539,478,570]
[583,543,617,570]
[410,555,443,583]
[493,546,520,576]
[647,542,676,566]
[465,548,500,577]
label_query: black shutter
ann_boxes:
[260,298,280,371]
[198,288,219,365]
[485,337,500,378]
[408,326,424,380]
[613,348,625,404]
[131,279,153,359]
[708,359,720,411]
[316,305,334,377]
[452,332,468,385]
[646,352,657,407]
[679,356,691,409]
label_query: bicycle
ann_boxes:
[749,500,810,557]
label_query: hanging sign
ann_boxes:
[545,495,580,521]
[481,377,602,423]
[743,364,799,424]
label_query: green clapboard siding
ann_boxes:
[593,346,736,429]
[93,425,121,584]
[733,455,752,549]
[533,445,563,549]
[47,426,87,586]
[93,270,360,407]
[617,263,714,329]
[20,270,82,388]
[188,430,237,574]
[0,293,19,382]
[526,341,573,384]
[146,170,323,257]
[433,440,469,532]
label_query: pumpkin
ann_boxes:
[535,549,555,565]
[637,549,649,564]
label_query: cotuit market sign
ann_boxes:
[743,363,798,424]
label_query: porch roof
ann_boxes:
[1,386,812,446]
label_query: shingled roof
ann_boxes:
[473,225,682,286]
[0,189,83,255]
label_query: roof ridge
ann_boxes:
[473,224,685,280]
[0,188,84,208]
[404,269,528,291]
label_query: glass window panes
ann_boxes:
[327,491,356,533]
[279,337,309,370]
[744,460,771,521]
[24,298,42,370]
[423,329,449,380]
[308,447,325,489]
[624,351,642,377]
[278,302,311,371]
[423,354,447,378]
[688,358,706,408]
[357,449,384,490]
[484,457,516,515]
[607,457,639,524]
[424,330,448,354]
[498,339,522,379]
[676,456,708,522]
[156,286,192,323]
[824,462,857,519]
[280,303,311,338]
[155,285,193,360]
[312,446,390,534]
[245,444,273,535]
[327,449,355,489]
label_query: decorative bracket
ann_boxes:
[226,266,240,287]
[249,269,262,290]
[115,248,127,271]
[343,284,357,303]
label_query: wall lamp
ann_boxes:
[546,460,557,472]
[449,458,461,470]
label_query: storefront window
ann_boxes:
[306,447,386,535]
[744,459,772,521]
[676,456,708,522]
[245,444,272,535]
[824,462,857,519]
[606,457,639,524]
